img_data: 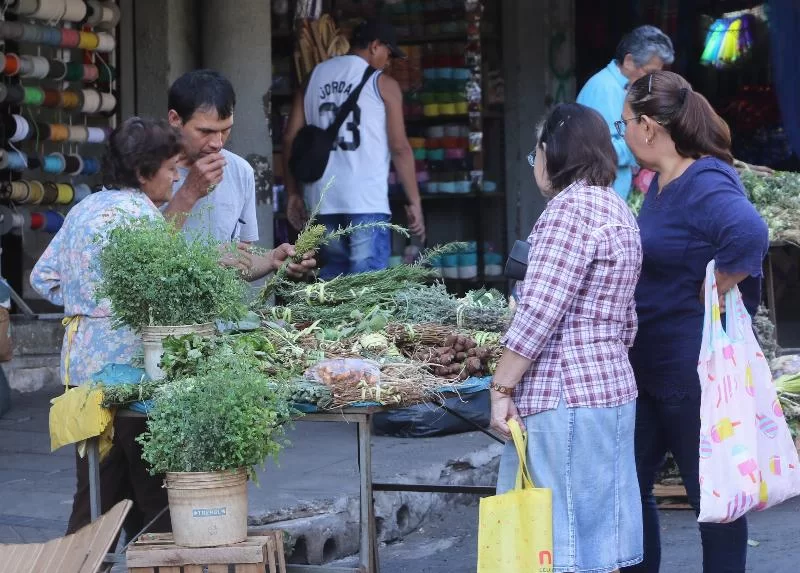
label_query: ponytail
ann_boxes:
[628,71,733,165]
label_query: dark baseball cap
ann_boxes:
[352,16,407,59]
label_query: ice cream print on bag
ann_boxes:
[697,260,800,523]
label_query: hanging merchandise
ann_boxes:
[86,0,122,30]
[700,6,766,69]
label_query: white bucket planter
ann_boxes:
[141,323,216,380]
[165,467,249,547]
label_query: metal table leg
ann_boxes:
[87,436,101,521]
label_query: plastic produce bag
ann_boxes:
[373,390,490,438]
[698,261,800,523]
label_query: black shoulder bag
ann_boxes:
[289,66,377,184]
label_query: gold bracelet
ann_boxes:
[490,383,514,395]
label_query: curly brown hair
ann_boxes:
[103,117,182,189]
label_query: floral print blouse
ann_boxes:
[30,189,161,386]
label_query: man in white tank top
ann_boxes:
[283,17,425,278]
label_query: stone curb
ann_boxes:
[249,442,503,565]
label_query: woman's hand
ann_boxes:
[699,270,749,312]
[490,391,523,441]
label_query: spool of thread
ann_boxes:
[42,89,61,107]
[32,0,68,21]
[18,55,49,79]
[86,127,107,144]
[81,89,102,113]
[43,211,65,233]
[65,61,84,82]
[18,55,35,77]
[82,64,99,82]
[0,21,25,41]
[10,181,31,203]
[10,114,31,142]
[97,63,116,82]
[43,153,66,174]
[42,182,60,205]
[68,125,89,143]
[60,90,81,109]
[43,26,64,47]
[20,24,43,44]
[35,122,51,141]
[12,0,40,16]
[64,154,83,175]
[0,206,21,236]
[6,151,29,172]
[85,0,104,26]
[81,157,101,175]
[95,32,116,52]
[73,183,92,202]
[30,56,51,79]
[60,28,81,48]
[3,53,21,76]
[99,92,117,113]
[95,2,121,30]
[23,86,46,106]
[47,59,68,80]
[0,150,7,170]
[78,31,100,51]
[63,0,89,22]
[30,212,45,231]
[56,183,75,204]
[28,181,45,205]
[49,123,70,142]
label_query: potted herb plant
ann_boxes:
[137,363,295,547]
[95,217,247,379]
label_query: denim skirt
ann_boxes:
[496,399,643,573]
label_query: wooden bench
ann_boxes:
[126,530,286,573]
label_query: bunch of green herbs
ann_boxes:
[740,170,800,244]
[137,365,297,480]
[393,283,511,332]
[95,216,247,331]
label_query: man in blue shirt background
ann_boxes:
[577,26,675,199]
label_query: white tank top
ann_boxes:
[303,55,390,215]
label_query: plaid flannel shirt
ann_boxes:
[502,181,642,417]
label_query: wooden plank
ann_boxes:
[653,484,688,498]
[207,566,230,573]
[265,535,278,573]
[236,565,266,573]
[128,569,156,573]
[157,567,182,573]
[127,536,270,567]
[182,566,205,573]
[356,415,378,573]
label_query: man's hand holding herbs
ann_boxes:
[221,243,316,282]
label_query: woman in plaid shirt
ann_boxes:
[491,103,644,573]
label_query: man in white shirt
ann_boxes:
[165,69,314,279]
[283,17,425,278]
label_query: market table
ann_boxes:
[90,403,501,573]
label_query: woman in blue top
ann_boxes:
[618,72,769,573]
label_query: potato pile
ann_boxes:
[409,334,495,380]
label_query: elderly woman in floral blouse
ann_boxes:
[30,117,314,539]
[489,103,644,573]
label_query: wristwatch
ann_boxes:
[490,383,514,396]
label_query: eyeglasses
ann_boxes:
[527,149,536,167]
[614,116,641,137]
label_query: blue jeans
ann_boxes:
[317,213,391,279]
[622,390,748,573]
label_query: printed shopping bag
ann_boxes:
[477,419,553,573]
[697,261,800,523]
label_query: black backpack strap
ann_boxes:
[326,66,377,136]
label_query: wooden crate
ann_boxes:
[127,531,286,573]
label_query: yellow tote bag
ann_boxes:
[477,419,554,573]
